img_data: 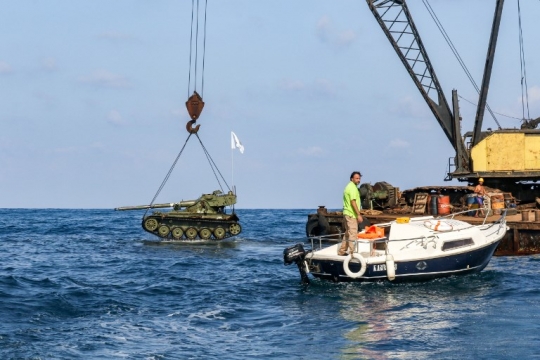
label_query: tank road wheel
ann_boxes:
[144,218,159,231]
[213,227,226,240]
[186,227,198,240]
[199,228,212,240]
[158,225,170,238]
[171,227,184,240]
[229,223,242,236]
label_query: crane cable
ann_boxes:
[144,133,194,217]
[187,0,208,98]
[143,133,231,218]
[144,0,222,218]
[456,1,533,126]
[517,0,530,121]
[143,132,231,219]
[422,0,502,130]
[457,94,523,122]
[195,133,231,194]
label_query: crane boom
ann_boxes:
[366,0,469,173]
[471,0,504,146]
[366,0,540,204]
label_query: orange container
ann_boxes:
[491,194,504,210]
[437,196,451,215]
[492,202,504,209]
[358,225,385,239]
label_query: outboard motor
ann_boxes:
[283,243,310,284]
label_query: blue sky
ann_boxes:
[1,0,539,209]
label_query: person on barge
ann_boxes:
[474,178,486,217]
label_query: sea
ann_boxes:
[1,208,539,359]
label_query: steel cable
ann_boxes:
[423,0,502,129]
[517,0,530,120]
[144,133,193,218]
[195,133,231,193]
[187,0,208,97]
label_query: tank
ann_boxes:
[115,190,242,240]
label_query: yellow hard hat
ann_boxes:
[479,178,484,182]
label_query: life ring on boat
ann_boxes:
[343,253,367,278]
[423,219,453,232]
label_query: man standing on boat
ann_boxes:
[338,171,363,256]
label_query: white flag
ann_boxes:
[231,131,244,154]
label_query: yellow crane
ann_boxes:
[366,0,540,204]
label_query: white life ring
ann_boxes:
[343,253,367,278]
[424,219,453,232]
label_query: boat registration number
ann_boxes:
[373,264,397,272]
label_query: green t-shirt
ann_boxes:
[343,181,361,217]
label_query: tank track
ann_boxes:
[141,214,242,241]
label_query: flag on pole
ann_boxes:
[231,131,244,154]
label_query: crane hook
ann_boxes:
[185,91,204,134]
[186,119,200,134]
[186,91,204,121]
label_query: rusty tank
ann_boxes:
[116,190,241,240]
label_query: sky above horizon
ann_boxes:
[1,0,539,209]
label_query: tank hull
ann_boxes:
[142,212,241,241]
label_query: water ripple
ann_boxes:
[0,209,539,358]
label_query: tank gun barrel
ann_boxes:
[115,200,199,211]
[115,203,175,211]
[115,190,236,212]
[176,200,197,207]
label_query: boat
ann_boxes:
[284,210,508,284]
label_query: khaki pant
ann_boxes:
[339,215,358,255]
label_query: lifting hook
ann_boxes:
[186,119,200,134]
[185,91,204,134]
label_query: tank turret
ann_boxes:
[172,190,237,214]
[115,190,242,240]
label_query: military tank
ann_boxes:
[115,190,242,240]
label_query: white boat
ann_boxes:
[284,211,508,284]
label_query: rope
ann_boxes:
[144,133,193,217]
[186,0,208,97]
[457,95,523,122]
[201,0,208,97]
[517,0,530,121]
[187,0,195,98]
[423,0,502,129]
[195,133,231,192]
[360,210,383,216]
[194,0,200,92]
[143,133,233,218]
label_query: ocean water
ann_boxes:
[1,208,539,359]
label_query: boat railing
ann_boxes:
[437,206,504,225]
[307,208,507,253]
[308,232,343,250]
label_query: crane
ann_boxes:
[366,0,540,204]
